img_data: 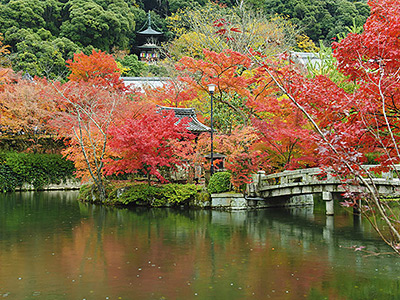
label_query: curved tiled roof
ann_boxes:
[138,27,162,35]
[157,106,210,133]
[137,12,163,35]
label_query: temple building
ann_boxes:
[137,12,163,63]
[157,106,210,134]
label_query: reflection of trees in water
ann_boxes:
[73,206,394,299]
[1,193,399,299]
[0,191,81,242]
[246,207,385,252]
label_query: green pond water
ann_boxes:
[0,191,399,300]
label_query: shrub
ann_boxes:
[0,151,75,191]
[106,183,200,207]
[208,172,232,194]
[115,184,163,206]
[161,183,198,205]
[0,164,23,192]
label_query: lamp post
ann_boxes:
[208,83,217,176]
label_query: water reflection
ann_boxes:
[0,192,399,300]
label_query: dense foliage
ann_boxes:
[0,0,371,77]
[105,110,195,183]
[80,182,200,207]
[0,0,166,77]
[208,172,231,194]
[0,152,75,192]
[248,0,370,43]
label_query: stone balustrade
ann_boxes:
[247,165,400,215]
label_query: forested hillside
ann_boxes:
[0,0,369,78]
[134,0,370,43]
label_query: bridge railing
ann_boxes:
[250,165,400,192]
[254,168,331,189]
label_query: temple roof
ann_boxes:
[138,27,163,35]
[157,106,210,133]
[137,12,163,35]
[289,52,321,69]
[137,43,159,49]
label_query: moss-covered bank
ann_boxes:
[78,181,211,208]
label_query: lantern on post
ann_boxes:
[207,83,217,176]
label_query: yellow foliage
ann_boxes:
[296,34,319,53]
[168,32,225,61]
[0,33,10,67]
[165,3,298,61]
[116,61,130,76]
[166,10,187,37]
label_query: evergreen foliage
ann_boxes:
[0,0,371,78]
[249,0,370,43]
[208,172,232,194]
[0,152,75,192]
[116,54,147,77]
[81,182,200,207]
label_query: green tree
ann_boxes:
[250,0,369,43]
[41,0,63,35]
[0,0,46,33]
[60,0,135,52]
[116,54,147,77]
[168,0,205,13]
[5,27,80,78]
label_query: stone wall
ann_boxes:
[210,193,314,210]
[211,193,247,210]
[15,178,82,191]
[247,194,314,209]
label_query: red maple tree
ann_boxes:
[251,0,400,253]
[176,49,318,186]
[105,110,195,183]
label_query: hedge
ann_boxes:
[208,172,232,193]
[0,152,75,192]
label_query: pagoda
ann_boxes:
[137,12,162,63]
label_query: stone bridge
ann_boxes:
[245,166,400,215]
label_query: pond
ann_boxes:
[0,191,399,300]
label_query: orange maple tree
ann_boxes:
[66,49,126,91]
[143,79,197,108]
[0,71,58,151]
[48,50,133,201]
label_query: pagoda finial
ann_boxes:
[137,11,162,35]
[148,12,152,29]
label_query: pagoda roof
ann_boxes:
[157,106,210,133]
[137,43,159,49]
[22,72,34,81]
[138,27,162,35]
[137,12,163,35]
